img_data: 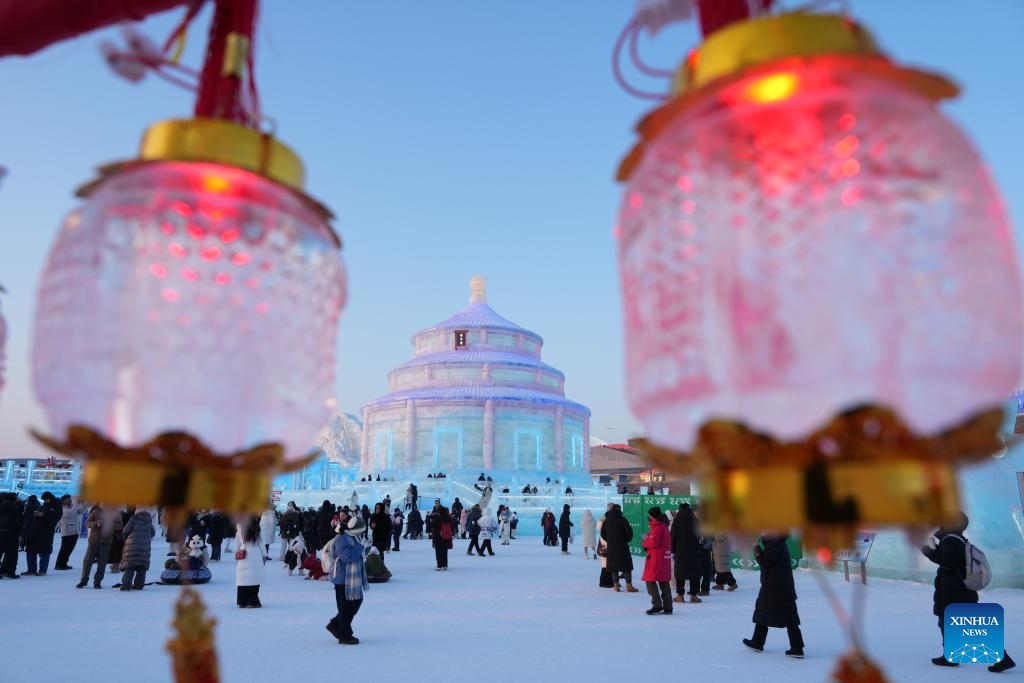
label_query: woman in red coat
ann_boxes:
[641,507,673,615]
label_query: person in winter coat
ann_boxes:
[558,505,574,555]
[671,503,702,603]
[369,503,391,558]
[921,512,1015,672]
[477,509,497,556]
[206,511,228,562]
[259,507,276,556]
[498,507,512,545]
[107,507,133,575]
[642,507,673,615]
[54,495,82,571]
[119,508,156,590]
[511,511,519,539]
[20,495,39,551]
[316,500,336,549]
[597,515,614,588]
[459,507,470,540]
[451,498,463,537]
[285,535,307,576]
[600,504,638,592]
[0,493,22,578]
[391,508,404,552]
[713,534,738,590]
[407,508,424,540]
[580,509,597,559]
[465,505,484,555]
[235,516,266,608]
[25,491,61,576]
[432,506,454,570]
[78,505,124,589]
[326,517,368,645]
[743,534,804,658]
[279,502,302,559]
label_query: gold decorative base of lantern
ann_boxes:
[832,649,890,683]
[635,405,1003,549]
[31,425,316,515]
[167,587,221,683]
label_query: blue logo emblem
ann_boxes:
[944,603,1005,664]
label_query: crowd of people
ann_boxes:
[2,485,1016,671]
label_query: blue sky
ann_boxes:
[1,1,1022,458]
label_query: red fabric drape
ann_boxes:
[0,0,189,57]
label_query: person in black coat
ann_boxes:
[207,511,227,562]
[25,492,61,576]
[316,500,335,548]
[743,534,804,658]
[0,493,23,578]
[558,505,574,554]
[600,504,638,592]
[369,503,392,557]
[671,503,702,603]
[303,508,319,551]
[921,512,1015,672]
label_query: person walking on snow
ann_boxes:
[466,505,483,556]
[54,495,82,571]
[326,517,368,645]
[671,503,703,604]
[580,509,597,559]
[558,504,574,555]
[498,507,512,545]
[922,511,1015,672]
[78,504,123,589]
[642,507,673,615]
[477,509,497,556]
[743,534,804,658]
[432,506,453,570]
[713,534,738,591]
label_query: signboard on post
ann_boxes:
[270,489,282,506]
[834,532,875,583]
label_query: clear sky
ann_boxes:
[1,1,1022,458]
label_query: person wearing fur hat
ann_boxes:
[642,507,673,615]
[326,516,368,645]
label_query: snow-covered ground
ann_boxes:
[1,537,1021,682]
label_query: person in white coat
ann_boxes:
[235,516,266,608]
[259,508,276,556]
[581,509,597,559]
[498,507,512,545]
[477,509,497,556]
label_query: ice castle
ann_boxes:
[358,276,592,485]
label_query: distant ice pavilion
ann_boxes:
[359,276,591,483]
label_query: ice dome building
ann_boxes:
[359,276,591,484]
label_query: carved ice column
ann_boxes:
[483,399,495,469]
[555,405,564,471]
[360,407,371,471]
[404,399,417,469]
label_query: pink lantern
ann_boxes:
[617,12,1020,538]
[32,120,346,510]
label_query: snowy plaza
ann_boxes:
[4,533,1022,683]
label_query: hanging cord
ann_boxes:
[628,21,675,78]
[811,565,866,651]
[612,17,669,102]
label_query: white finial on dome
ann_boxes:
[470,275,487,304]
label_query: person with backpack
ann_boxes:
[922,512,1015,672]
[743,534,804,659]
[433,506,454,570]
[326,516,368,645]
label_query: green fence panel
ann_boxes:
[621,494,802,569]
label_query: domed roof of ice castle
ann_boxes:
[363,276,589,415]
